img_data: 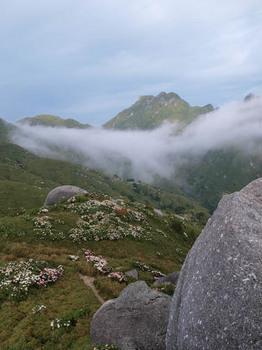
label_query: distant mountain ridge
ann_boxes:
[104,92,214,130]
[14,92,214,131]
[18,114,91,128]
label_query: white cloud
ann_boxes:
[11,96,262,181]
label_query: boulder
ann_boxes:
[125,269,138,280]
[154,209,164,216]
[91,281,171,349]
[153,271,180,286]
[166,178,262,350]
[44,185,87,206]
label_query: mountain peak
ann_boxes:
[157,91,167,97]
[104,92,213,130]
[244,93,257,102]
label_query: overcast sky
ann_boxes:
[1,0,262,125]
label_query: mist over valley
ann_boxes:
[9,93,262,210]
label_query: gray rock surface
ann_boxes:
[166,178,262,350]
[125,269,138,280]
[91,281,171,350]
[153,271,180,286]
[44,185,87,206]
[154,208,164,216]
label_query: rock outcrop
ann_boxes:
[44,185,87,206]
[125,269,138,280]
[153,271,180,286]
[91,281,171,350]
[166,178,262,349]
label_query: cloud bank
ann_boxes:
[11,96,262,182]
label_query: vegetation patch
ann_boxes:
[0,259,63,301]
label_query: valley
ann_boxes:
[0,91,261,349]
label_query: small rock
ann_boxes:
[153,271,180,286]
[154,209,164,216]
[125,269,138,280]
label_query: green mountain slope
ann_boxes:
[0,143,209,223]
[18,114,91,128]
[104,92,214,130]
[0,118,16,142]
[150,146,262,213]
[180,147,262,211]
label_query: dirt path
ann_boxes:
[79,273,105,304]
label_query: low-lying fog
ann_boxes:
[12,96,262,182]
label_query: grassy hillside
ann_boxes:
[0,143,210,223]
[104,92,214,130]
[18,115,91,128]
[0,118,16,143]
[0,170,206,348]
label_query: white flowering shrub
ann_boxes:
[68,255,79,261]
[67,199,150,242]
[0,259,63,301]
[32,305,46,314]
[134,261,166,280]
[85,250,112,274]
[84,250,127,283]
[50,307,91,331]
[32,216,65,240]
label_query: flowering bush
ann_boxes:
[134,261,150,271]
[32,304,46,314]
[68,255,79,261]
[0,259,64,301]
[50,318,74,331]
[85,250,112,274]
[32,216,65,240]
[134,261,166,280]
[67,198,149,242]
[37,266,64,287]
[30,195,164,244]
[38,208,49,214]
[85,251,128,283]
[107,272,127,283]
[33,216,52,230]
[85,251,164,284]
[151,270,166,279]
[50,307,91,331]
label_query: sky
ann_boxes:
[1,0,262,125]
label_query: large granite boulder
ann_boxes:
[91,281,171,349]
[166,178,262,350]
[44,185,87,206]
